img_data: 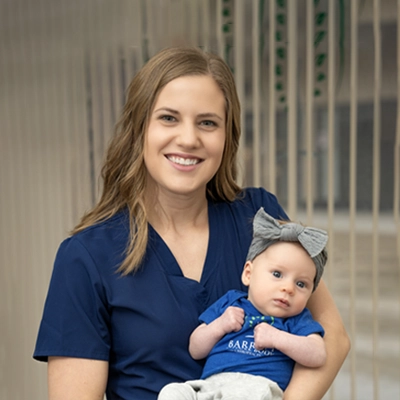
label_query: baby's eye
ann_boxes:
[272,271,281,278]
[296,281,306,288]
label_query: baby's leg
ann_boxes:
[158,377,226,400]
[158,382,198,400]
[158,373,283,400]
[204,372,284,400]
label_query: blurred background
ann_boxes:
[1,0,399,399]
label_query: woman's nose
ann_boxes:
[176,123,200,147]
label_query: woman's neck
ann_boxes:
[144,187,209,234]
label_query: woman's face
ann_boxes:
[144,75,226,199]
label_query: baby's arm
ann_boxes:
[189,306,244,360]
[253,323,326,368]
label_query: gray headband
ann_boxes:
[246,208,328,291]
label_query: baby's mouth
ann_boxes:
[275,298,290,307]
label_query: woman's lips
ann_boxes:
[166,155,202,166]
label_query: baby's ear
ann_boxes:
[241,261,252,286]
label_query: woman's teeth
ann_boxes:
[168,156,199,166]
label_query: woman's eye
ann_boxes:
[160,115,176,122]
[200,120,217,127]
[272,271,281,278]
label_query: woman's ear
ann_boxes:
[241,261,252,286]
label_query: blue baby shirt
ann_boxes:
[200,290,325,390]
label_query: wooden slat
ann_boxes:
[305,0,315,223]
[349,1,359,399]
[252,0,261,186]
[287,0,298,219]
[372,1,382,398]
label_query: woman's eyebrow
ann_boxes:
[153,108,224,122]
[197,112,224,121]
[153,107,179,114]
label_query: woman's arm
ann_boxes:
[48,356,108,400]
[284,280,351,400]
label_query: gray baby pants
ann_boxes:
[157,372,284,400]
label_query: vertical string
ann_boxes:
[217,0,224,58]
[372,2,381,399]
[252,0,261,186]
[145,0,155,58]
[287,0,298,219]
[327,3,336,398]
[268,0,276,194]
[234,0,245,185]
[188,0,199,46]
[70,2,90,224]
[349,1,359,399]
[396,1,400,388]
[130,1,144,74]
[327,0,336,279]
[1,0,25,394]
[306,0,314,224]
[202,0,211,51]
[396,2,400,258]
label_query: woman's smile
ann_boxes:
[166,154,203,166]
[144,74,226,197]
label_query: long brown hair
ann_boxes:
[72,46,242,274]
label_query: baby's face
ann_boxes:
[242,242,315,318]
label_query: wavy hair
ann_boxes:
[72,46,242,274]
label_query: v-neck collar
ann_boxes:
[147,200,220,285]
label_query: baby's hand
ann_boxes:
[218,306,245,334]
[253,322,280,350]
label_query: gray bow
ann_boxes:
[246,208,328,290]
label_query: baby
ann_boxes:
[158,207,328,400]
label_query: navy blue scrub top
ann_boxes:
[34,187,287,399]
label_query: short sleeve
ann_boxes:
[199,290,244,325]
[287,308,325,337]
[33,237,111,361]
[248,187,289,221]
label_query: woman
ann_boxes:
[34,46,350,400]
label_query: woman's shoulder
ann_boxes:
[230,187,287,220]
[72,210,129,240]
[59,210,129,262]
